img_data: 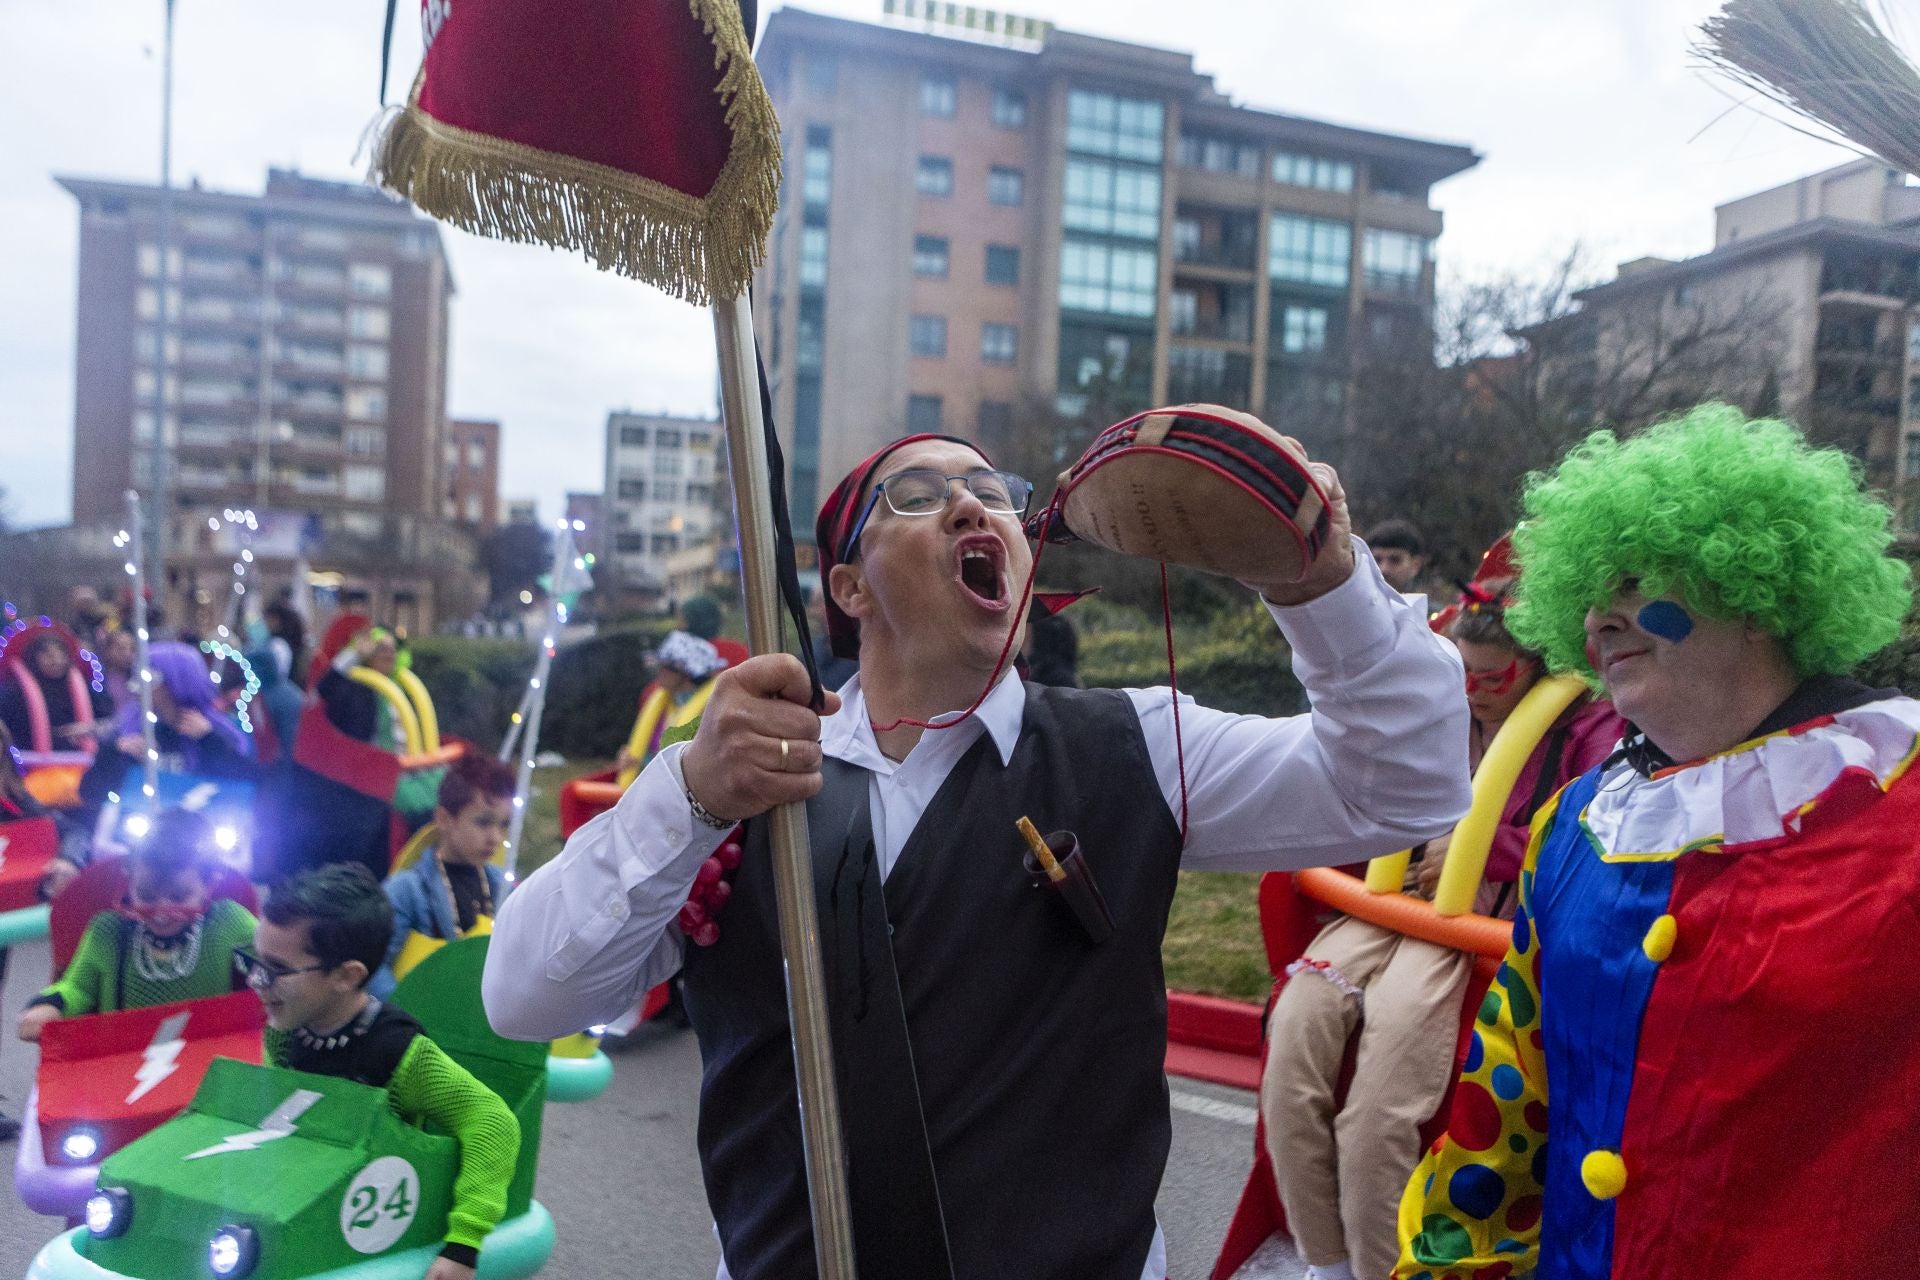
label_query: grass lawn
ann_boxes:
[516,761,1271,1003]
[1162,871,1271,1002]
[517,757,612,878]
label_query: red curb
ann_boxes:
[1165,990,1264,1088]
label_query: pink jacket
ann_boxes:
[1483,694,1625,885]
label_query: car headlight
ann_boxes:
[208,1225,259,1278]
[59,1127,101,1164]
[213,824,239,852]
[85,1187,131,1239]
[123,813,152,840]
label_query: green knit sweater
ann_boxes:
[36,899,255,1015]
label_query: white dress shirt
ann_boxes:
[483,541,1470,1279]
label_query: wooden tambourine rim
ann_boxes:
[1055,409,1333,583]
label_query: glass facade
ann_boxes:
[1269,214,1351,288]
[1064,159,1161,240]
[1060,240,1157,317]
[1272,151,1354,193]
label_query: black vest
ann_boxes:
[681,684,1183,1280]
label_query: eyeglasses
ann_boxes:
[232,947,327,989]
[842,469,1034,557]
[1464,658,1528,696]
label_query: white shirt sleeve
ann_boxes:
[481,741,730,1041]
[1125,538,1471,871]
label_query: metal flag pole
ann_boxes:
[148,0,177,603]
[122,491,160,800]
[499,522,574,881]
[711,294,857,1279]
[496,680,537,763]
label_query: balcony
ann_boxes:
[278,472,343,497]
[177,382,256,409]
[178,424,253,450]
[1173,205,1259,274]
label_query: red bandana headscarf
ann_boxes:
[813,433,983,661]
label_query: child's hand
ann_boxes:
[173,709,213,740]
[38,857,80,902]
[424,1257,476,1280]
[18,1005,58,1043]
[116,733,146,757]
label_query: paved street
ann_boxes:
[0,935,1302,1278]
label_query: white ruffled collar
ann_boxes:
[1580,697,1920,861]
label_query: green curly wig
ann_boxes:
[1507,403,1912,681]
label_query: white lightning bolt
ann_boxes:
[0,833,9,872]
[179,783,219,812]
[127,1011,193,1104]
[184,1089,323,1160]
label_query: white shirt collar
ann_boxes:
[821,669,1027,773]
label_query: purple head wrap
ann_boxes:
[115,642,252,764]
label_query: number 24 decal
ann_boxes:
[348,1179,415,1229]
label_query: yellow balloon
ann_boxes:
[395,667,441,754]
[1365,673,1587,915]
[346,666,424,757]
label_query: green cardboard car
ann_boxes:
[26,938,556,1279]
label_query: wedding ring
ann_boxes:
[779,738,791,771]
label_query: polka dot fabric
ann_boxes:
[1393,791,1559,1278]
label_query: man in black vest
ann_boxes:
[484,433,1471,1279]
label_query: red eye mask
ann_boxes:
[1465,658,1524,697]
[122,902,207,929]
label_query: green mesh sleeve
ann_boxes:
[388,1034,521,1252]
[37,911,122,1017]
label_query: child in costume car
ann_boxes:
[242,863,519,1280]
[19,809,254,1041]
[1264,567,1621,1280]
[1394,405,1920,1280]
[374,754,515,997]
[612,630,729,788]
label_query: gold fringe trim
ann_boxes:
[372,0,782,307]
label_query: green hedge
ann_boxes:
[410,623,670,759]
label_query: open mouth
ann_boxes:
[955,536,1008,610]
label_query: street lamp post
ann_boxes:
[147,0,177,621]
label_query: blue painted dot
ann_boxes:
[1463,1029,1485,1074]
[1636,600,1694,643]
[1448,1165,1507,1220]
[1531,1142,1551,1185]
[1508,1133,1529,1153]
[1490,1064,1525,1100]
[1512,906,1532,955]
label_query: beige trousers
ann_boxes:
[1259,915,1471,1280]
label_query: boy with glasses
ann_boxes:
[241,863,518,1280]
[486,428,1472,1280]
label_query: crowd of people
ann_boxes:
[4,400,1916,1278]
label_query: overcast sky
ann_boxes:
[0,0,1874,532]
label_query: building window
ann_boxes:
[981,323,1018,363]
[920,75,956,117]
[346,426,386,456]
[653,534,681,554]
[617,533,646,553]
[910,314,948,358]
[346,387,387,420]
[1066,90,1164,163]
[907,394,943,433]
[617,478,648,500]
[1063,158,1161,241]
[985,244,1020,286]
[349,306,389,339]
[913,235,951,278]
[1272,152,1354,193]
[1362,229,1430,297]
[803,126,832,208]
[806,56,837,95]
[655,480,681,503]
[800,226,829,286]
[1178,132,1261,179]
[991,88,1026,128]
[348,263,392,297]
[1268,214,1351,288]
[620,424,649,447]
[988,166,1025,206]
[465,494,482,522]
[1060,238,1157,318]
[916,155,954,197]
[656,428,683,448]
[347,345,388,380]
[344,465,386,502]
[1280,305,1329,354]
[978,399,1014,438]
[1170,288,1198,336]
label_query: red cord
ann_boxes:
[1159,562,1189,845]
[867,491,1065,735]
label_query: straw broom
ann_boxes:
[1696,0,1920,177]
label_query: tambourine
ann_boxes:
[1025,404,1333,585]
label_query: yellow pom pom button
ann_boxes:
[1581,1148,1628,1200]
[1641,914,1677,963]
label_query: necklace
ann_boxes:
[293,998,383,1052]
[132,917,203,982]
[434,854,493,935]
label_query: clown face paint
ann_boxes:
[1635,600,1694,644]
